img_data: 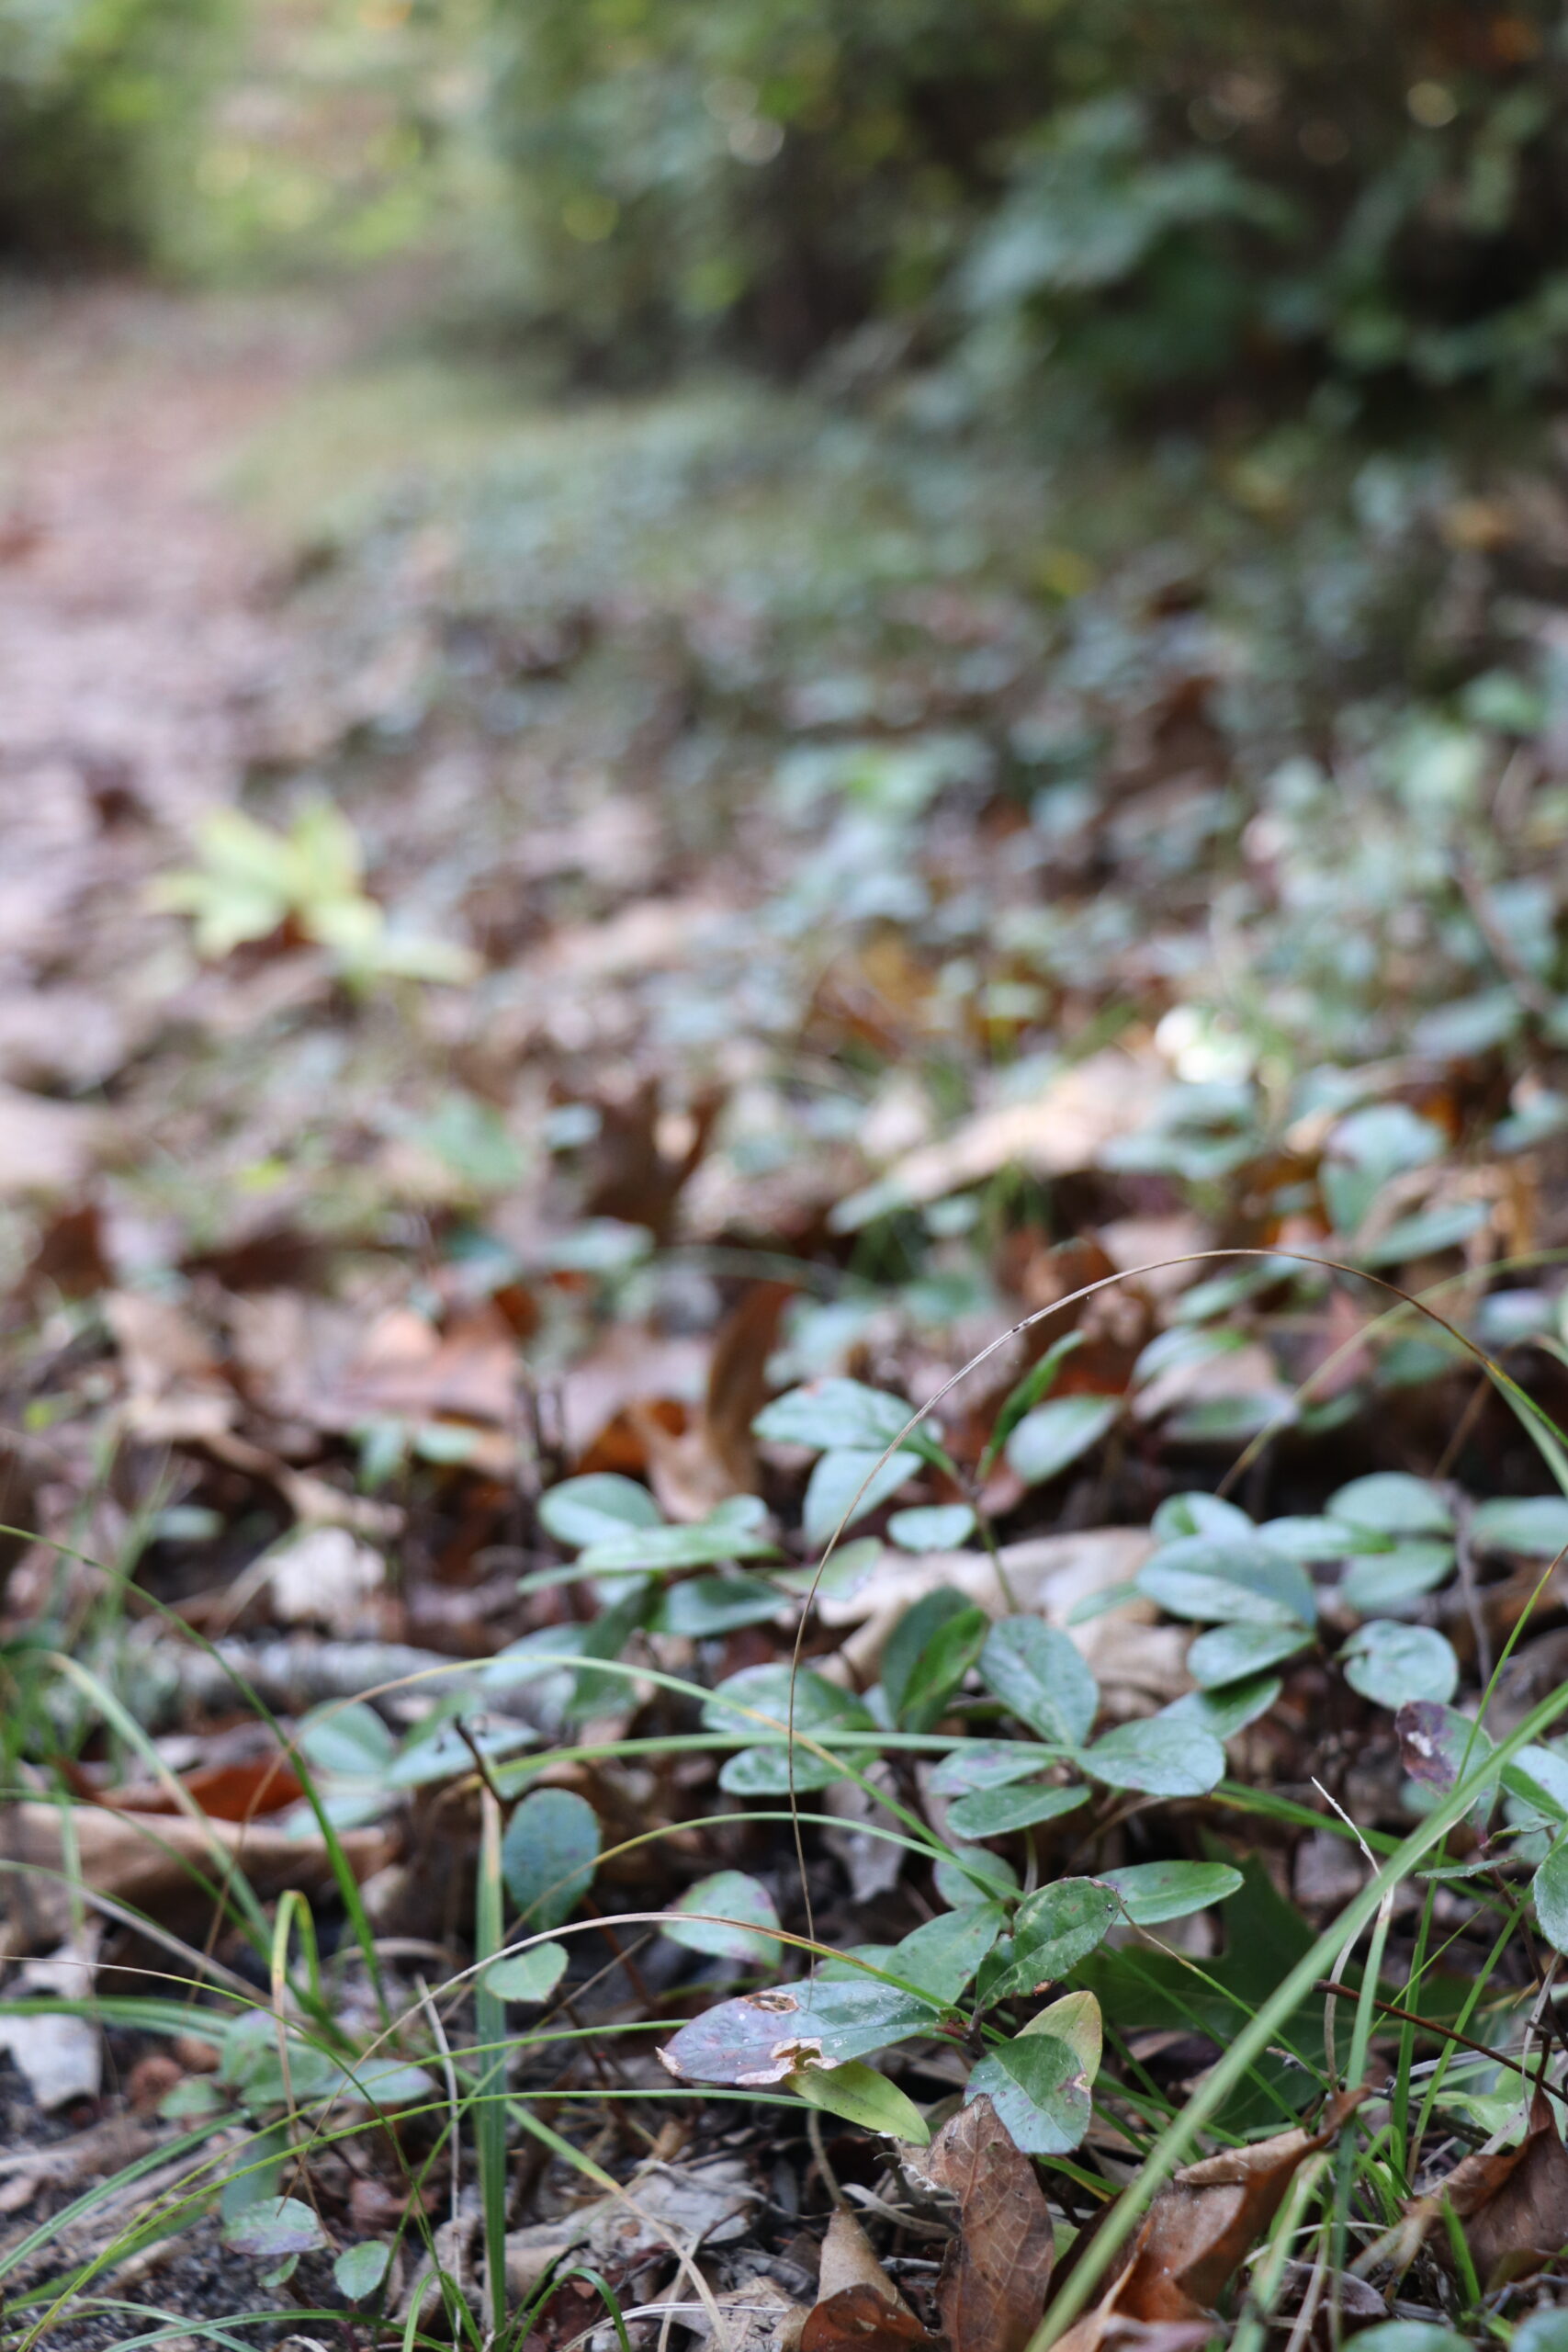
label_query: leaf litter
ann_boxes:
[4,289,1568,2352]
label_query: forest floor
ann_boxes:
[4,280,1568,2352]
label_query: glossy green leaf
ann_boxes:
[579,1519,778,1573]
[482,1943,570,2002]
[1502,1745,1568,1822]
[719,1746,853,1794]
[965,2031,1092,2154]
[979,1616,1099,1746]
[333,2241,391,2301]
[1471,1496,1568,1558]
[933,1845,1021,1907]
[703,1664,875,1740]
[1341,1542,1454,1614]
[222,2196,326,2260]
[980,1332,1086,1476]
[1099,1860,1243,1925]
[899,1605,989,1729]
[1024,1988,1101,2080]
[1532,1840,1568,1953]
[1005,1395,1119,1487]
[1159,1676,1280,1739]
[787,2060,930,2144]
[987,1879,1120,1999]
[886,1904,1006,2005]
[927,1741,1062,1797]
[666,1871,782,1962]
[652,1575,784,1635]
[947,1781,1090,1839]
[883,1588,977,1721]
[1186,1620,1312,1689]
[803,1447,922,1544]
[1342,1621,1458,1708]
[538,1473,662,1549]
[754,1379,938,1461]
[888,1503,978,1552]
[502,1788,599,1930]
[1082,1717,1226,1796]
[1327,1473,1452,1536]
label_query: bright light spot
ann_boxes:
[1407,81,1457,128]
[728,117,784,165]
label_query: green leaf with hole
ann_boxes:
[1342,1621,1458,1708]
[222,2195,326,2260]
[1006,1396,1119,1487]
[483,1942,569,2002]
[979,1617,1099,1746]
[666,1871,782,1962]
[502,1788,600,1930]
[986,1879,1120,2001]
[1083,1717,1226,1796]
[1099,1860,1244,1925]
[787,2060,930,2144]
[966,2030,1092,2154]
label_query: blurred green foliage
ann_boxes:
[11,0,1568,413]
[485,0,1568,402]
[0,0,228,257]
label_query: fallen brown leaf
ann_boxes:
[638,1279,794,1521]
[1364,2087,1568,2290]
[927,2093,1055,2352]
[800,2288,936,2352]
[1050,2088,1365,2343]
[0,1800,389,1955]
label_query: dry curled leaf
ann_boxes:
[927,2093,1055,2352]
[1364,2087,1568,2290]
[1051,2087,1366,2344]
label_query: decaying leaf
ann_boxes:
[0,1801,390,1956]
[1052,2087,1366,2344]
[927,2094,1055,2352]
[801,2211,935,2352]
[1363,2086,1568,2290]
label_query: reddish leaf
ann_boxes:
[800,2289,935,2352]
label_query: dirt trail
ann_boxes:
[0,288,335,1101]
